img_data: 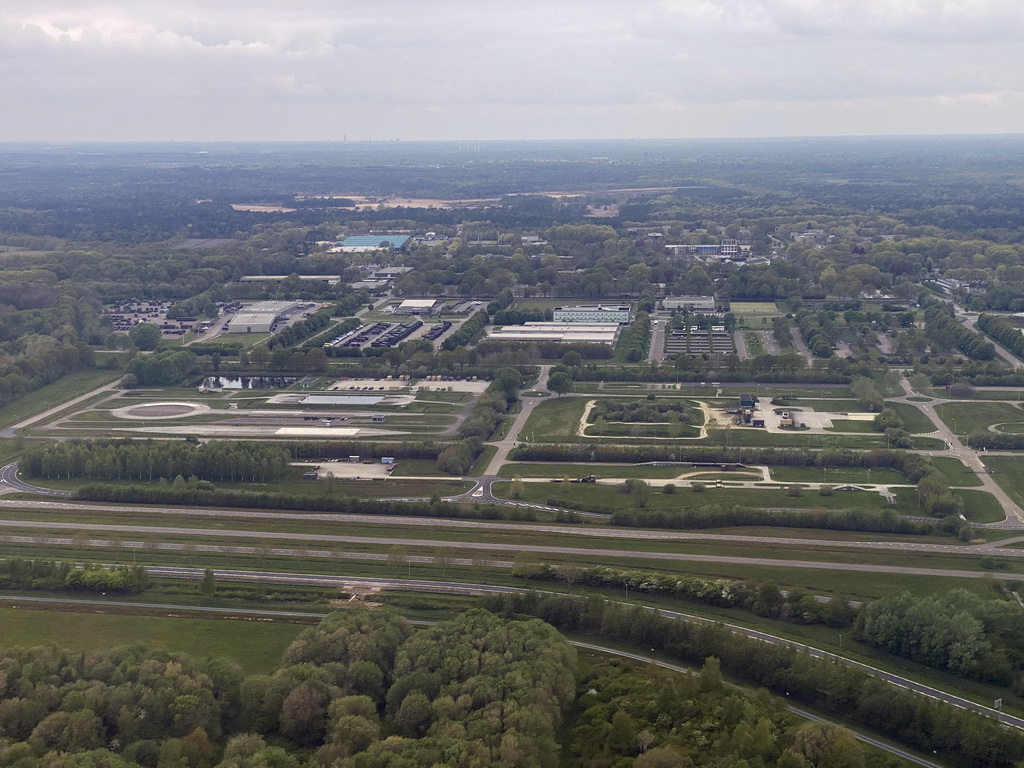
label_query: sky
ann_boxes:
[2,0,1023,142]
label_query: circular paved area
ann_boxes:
[111,402,212,420]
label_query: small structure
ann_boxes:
[381,457,396,465]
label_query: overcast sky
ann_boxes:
[3,0,1023,141]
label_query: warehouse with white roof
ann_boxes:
[226,301,301,334]
[486,322,620,345]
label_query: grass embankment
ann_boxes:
[928,457,983,487]
[0,370,121,429]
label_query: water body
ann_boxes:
[201,376,300,389]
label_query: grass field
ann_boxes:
[957,489,1006,523]
[496,480,901,513]
[887,403,939,434]
[928,457,983,487]
[729,302,781,315]
[0,606,302,674]
[765,466,907,485]
[0,370,121,429]
[521,397,587,441]
[936,401,1024,436]
[983,456,1024,508]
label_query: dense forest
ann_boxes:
[0,607,895,767]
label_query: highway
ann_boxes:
[3,516,1024,581]
[4,497,1022,557]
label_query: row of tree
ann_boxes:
[977,313,1024,358]
[921,297,995,360]
[22,439,290,483]
[487,593,1024,767]
[610,505,941,536]
[0,560,150,594]
[73,483,537,522]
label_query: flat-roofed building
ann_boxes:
[552,305,631,324]
[226,301,301,333]
[487,322,620,345]
[663,295,716,312]
[395,299,440,315]
[333,235,411,253]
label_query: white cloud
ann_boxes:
[1,0,1023,139]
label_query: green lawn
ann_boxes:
[729,302,781,315]
[0,370,121,429]
[886,403,939,434]
[928,457,983,487]
[936,401,1024,436]
[0,606,302,674]
[826,420,877,433]
[496,480,900,513]
[766,466,907,485]
[957,490,1006,524]
[520,397,587,442]
[982,456,1024,509]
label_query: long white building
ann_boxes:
[487,322,620,345]
[552,305,631,324]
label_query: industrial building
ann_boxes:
[663,295,716,312]
[486,322,620,345]
[333,235,411,252]
[395,299,440,315]
[239,275,342,286]
[226,301,301,334]
[552,305,631,324]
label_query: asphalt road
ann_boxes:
[0,463,72,497]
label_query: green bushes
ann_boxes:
[74,483,538,522]
[612,505,937,535]
[0,559,150,594]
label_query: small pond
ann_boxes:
[200,376,300,389]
